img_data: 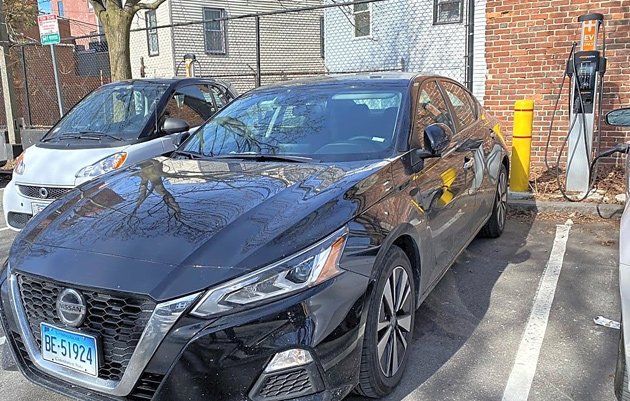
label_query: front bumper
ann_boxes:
[0,269,371,401]
[2,180,58,231]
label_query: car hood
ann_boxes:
[15,144,130,187]
[12,157,392,301]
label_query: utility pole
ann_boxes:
[0,0,20,145]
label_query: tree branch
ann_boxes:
[88,0,106,18]
[132,0,167,11]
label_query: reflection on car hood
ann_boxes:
[16,144,129,187]
[12,157,392,300]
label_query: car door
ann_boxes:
[159,84,218,152]
[411,79,472,283]
[439,80,489,226]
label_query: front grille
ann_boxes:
[18,274,156,381]
[128,372,165,401]
[7,212,32,229]
[12,331,32,365]
[18,185,73,200]
[258,369,314,399]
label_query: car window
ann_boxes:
[210,86,230,110]
[441,81,477,129]
[414,80,454,147]
[181,86,404,162]
[163,85,215,129]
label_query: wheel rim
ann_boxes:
[496,170,508,230]
[377,266,413,378]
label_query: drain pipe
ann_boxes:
[464,0,475,91]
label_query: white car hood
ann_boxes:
[15,144,129,187]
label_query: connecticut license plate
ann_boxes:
[31,202,48,216]
[40,323,99,376]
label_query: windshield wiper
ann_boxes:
[75,131,125,141]
[171,150,206,160]
[213,153,315,163]
[42,131,124,142]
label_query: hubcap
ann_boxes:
[497,171,508,230]
[377,266,413,377]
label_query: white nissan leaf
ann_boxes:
[3,78,236,230]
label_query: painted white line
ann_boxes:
[0,336,5,346]
[501,221,572,401]
[0,227,9,232]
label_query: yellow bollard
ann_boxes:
[509,99,534,192]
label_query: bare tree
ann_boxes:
[89,0,166,81]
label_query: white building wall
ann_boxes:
[168,0,324,93]
[325,0,470,83]
[129,0,175,78]
[472,0,487,103]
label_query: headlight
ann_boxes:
[76,152,127,178]
[14,153,25,175]
[190,227,348,318]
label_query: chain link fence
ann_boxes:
[1,0,472,129]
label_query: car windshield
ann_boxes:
[180,85,404,162]
[43,82,169,142]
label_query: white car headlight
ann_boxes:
[190,227,348,318]
[76,152,127,178]
[14,153,25,175]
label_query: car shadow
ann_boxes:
[345,210,536,401]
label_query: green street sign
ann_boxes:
[41,33,61,45]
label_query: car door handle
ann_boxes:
[463,157,474,170]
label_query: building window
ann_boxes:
[353,1,371,38]
[146,10,159,56]
[57,1,65,16]
[433,0,463,25]
[203,8,227,55]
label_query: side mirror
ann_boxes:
[606,108,630,127]
[423,123,453,156]
[406,124,454,173]
[161,118,190,135]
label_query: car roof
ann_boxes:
[246,72,451,92]
[101,77,233,91]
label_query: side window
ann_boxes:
[441,81,477,129]
[163,85,215,129]
[414,80,454,147]
[210,86,229,111]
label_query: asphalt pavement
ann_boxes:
[0,185,621,401]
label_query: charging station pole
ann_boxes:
[565,13,605,193]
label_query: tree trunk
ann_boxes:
[102,10,134,81]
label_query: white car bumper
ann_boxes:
[3,180,72,231]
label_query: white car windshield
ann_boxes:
[43,82,169,143]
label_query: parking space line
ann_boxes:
[501,222,572,401]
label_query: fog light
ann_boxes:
[264,349,313,373]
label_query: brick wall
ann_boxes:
[484,1,630,168]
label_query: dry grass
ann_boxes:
[527,164,626,204]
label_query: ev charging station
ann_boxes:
[565,13,607,193]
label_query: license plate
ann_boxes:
[32,202,49,216]
[40,323,99,376]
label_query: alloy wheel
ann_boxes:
[377,266,413,378]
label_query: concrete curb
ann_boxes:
[508,195,625,219]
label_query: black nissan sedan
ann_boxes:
[0,74,509,401]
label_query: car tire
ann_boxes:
[480,164,508,238]
[616,329,630,401]
[355,246,416,398]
